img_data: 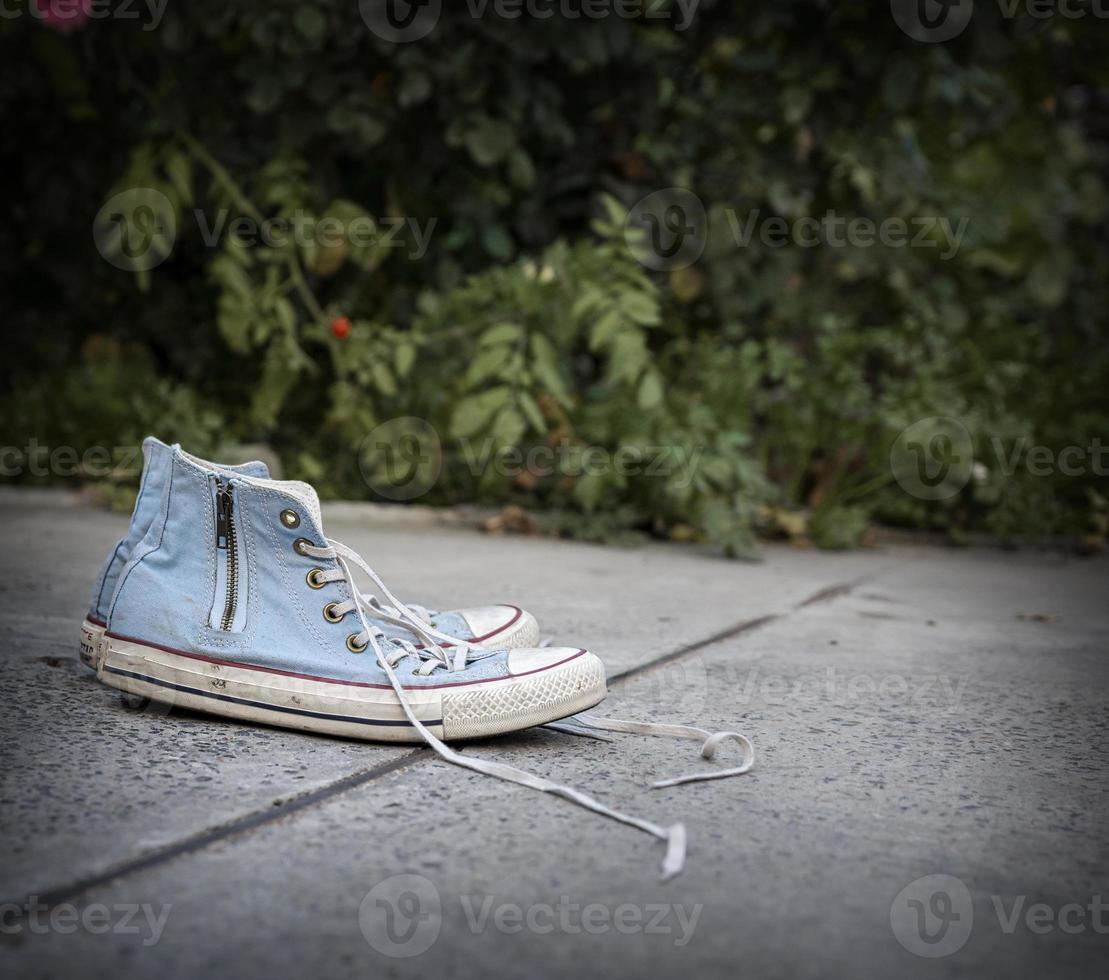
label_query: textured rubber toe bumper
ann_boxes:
[441,649,606,740]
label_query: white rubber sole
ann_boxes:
[96,635,607,743]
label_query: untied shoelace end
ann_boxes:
[660,823,687,880]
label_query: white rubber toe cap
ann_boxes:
[454,605,540,649]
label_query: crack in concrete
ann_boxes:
[1,752,423,924]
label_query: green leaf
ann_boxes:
[450,386,511,438]
[394,341,417,377]
[398,70,432,107]
[464,116,516,167]
[607,331,648,384]
[479,322,523,347]
[589,310,624,351]
[274,297,297,334]
[250,341,300,429]
[507,148,536,189]
[216,300,251,353]
[518,391,546,433]
[481,225,515,260]
[637,370,663,410]
[165,152,193,207]
[573,471,607,513]
[464,346,509,386]
[371,361,397,397]
[211,255,254,299]
[294,7,326,43]
[530,334,569,400]
[598,193,628,228]
[571,287,604,321]
[491,407,526,447]
[623,291,661,327]
[781,85,812,125]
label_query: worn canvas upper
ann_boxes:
[88,437,269,623]
[106,449,516,687]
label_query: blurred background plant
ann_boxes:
[2,0,1106,555]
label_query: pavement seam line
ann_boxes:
[609,614,780,684]
[1,750,424,921]
[610,574,873,684]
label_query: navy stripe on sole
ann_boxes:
[103,666,440,729]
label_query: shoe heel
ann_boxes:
[78,619,106,671]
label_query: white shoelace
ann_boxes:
[301,538,754,878]
[554,715,755,787]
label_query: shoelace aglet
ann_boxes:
[660,823,687,880]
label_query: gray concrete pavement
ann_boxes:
[1,489,1107,979]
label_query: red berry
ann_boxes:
[331,316,351,340]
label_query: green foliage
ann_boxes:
[1,339,225,486]
[2,2,1106,553]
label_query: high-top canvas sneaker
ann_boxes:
[96,448,606,742]
[79,438,540,671]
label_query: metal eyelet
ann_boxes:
[346,633,368,654]
[293,537,313,556]
[306,568,327,589]
[280,509,300,529]
[323,602,345,624]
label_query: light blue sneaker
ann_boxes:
[79,438,539,670]
[95,445,605,742]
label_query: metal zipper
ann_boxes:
[215,478,239,631]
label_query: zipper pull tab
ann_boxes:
[215,482,231,550]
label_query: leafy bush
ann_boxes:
[2,2,1106,552]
